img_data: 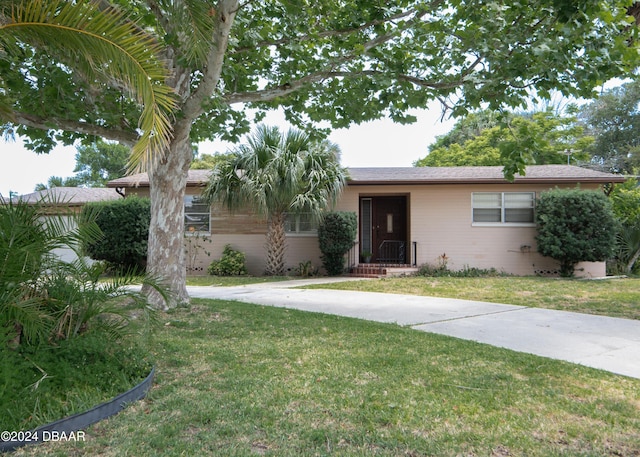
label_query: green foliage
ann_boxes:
[417,253,504,277]
[415,110,593,178]
[0,197,159,347]
[317,212,357,276]
[190,152,235,170]
[536,188,618,277]
[0,0,176,165]
[609,178,640,274]
[72,140,129,186]
[204,125,347,276]
[609,178,640,226]
[83,197,150,272]
[578,80,640,174]
[208,244,248,276]
[0,197,98,345]
[3,1,638,168]
[296,260,319,277]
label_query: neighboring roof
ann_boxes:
[107,165,625,188]
[107,169,211,188]
[11,187,121,206]
[346,165,626,185]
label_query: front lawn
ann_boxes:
[14,299,640,457]
[305,276,640,320]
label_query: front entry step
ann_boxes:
[349,265,387,278]
[348,264,417,278]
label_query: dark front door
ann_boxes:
[361,196,407,263]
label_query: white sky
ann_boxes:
[0,100,456,198]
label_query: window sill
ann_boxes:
[285,232,318,238]
[184,231,211,236]
[472,223,536,228]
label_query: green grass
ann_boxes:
[14,299,640,457]
[2,332,152,432]
[304,276,640,320]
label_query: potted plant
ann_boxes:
[361,250,372,263]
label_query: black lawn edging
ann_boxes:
[0,366,155,453]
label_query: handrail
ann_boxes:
[377,240,406,264]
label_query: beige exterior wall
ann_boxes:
[124,181,610,277]
[337,182,607,278]
[124,186,324,275]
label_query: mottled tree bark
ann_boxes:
[144,121,193,308]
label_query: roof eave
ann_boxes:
[346,177,626,186]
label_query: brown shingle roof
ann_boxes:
[13,187,121,205]
[346,165,625,185]
[107,169,212,188]
[106,165,624,188]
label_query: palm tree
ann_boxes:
[0,0,176,169]
[203,125,347,275]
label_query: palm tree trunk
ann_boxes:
[145,124,192,309]
[626,247,640,273]
[265,212,287,276]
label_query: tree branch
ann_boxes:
[182,0,239,119]
[12,111,138,146]
[224,69,466,105]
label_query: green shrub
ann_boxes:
[1,198,159,347]
[418,263,504,277]
[317,212,357,276]
[83,197,150,272]
[536,188,619,277]
[208,245,248,276]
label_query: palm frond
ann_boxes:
[157,0,217,66]
[0,0,177,169]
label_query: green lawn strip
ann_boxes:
[1,333,153,432]
[303,277,640,320]
[18,299,640,457]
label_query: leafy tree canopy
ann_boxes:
[34,140,129,190]
[73,140,129,187]
[577,79,640,174]
[0,0,176,165]
[3,1,638,164]
[190,152,235,170]
[415,110,593,175]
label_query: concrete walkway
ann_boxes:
[186,278,640,379]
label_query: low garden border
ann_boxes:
[0,366,155,453]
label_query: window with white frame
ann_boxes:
[472,192,535,224]
[284,212,317,234]
[184,195,210,233]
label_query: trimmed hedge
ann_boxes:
[82,197,150,272]
[536,188,618,277]
[318,211,357,276]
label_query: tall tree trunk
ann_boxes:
[145,122,193,309]
[265,212,287,276]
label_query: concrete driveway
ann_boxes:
[186,279,640,379]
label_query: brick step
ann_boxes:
[349,266,387,277]
[348,264,418,278]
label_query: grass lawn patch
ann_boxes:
[305,276,640,320]
[16,299,640,457]
[1,332,153,432]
